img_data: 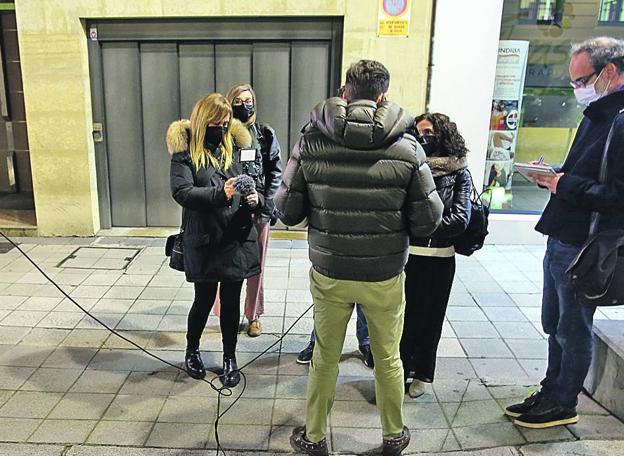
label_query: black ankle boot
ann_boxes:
[185,349,206,380]
[221,355,240,387]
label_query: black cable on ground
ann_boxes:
[0,230,313,455]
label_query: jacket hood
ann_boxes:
[166,118,252,155]
[426,156,469,178]
[309,97,414,150]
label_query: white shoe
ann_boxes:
[408,379,428,398]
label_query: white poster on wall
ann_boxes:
[492,41,530,100]
[484,40,530,209]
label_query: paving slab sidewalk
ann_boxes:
[2,439,624,455]
[1,237,623,454]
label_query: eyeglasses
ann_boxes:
[233,98,253,106]
[570,71,597,89]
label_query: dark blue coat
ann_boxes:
[536,90,624,246]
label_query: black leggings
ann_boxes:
[400,254,456,383]
[186,281,243,358]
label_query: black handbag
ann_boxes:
[567,114,624,307]
[454,174,491,256]
[568,230,624,306]
[165,231,184,272]
[165,209,185,272]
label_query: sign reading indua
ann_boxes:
[499,47,523,54]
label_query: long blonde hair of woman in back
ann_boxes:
[189,93,234,171]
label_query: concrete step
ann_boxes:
[585,319,624,422]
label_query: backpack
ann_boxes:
[454,176,491,256]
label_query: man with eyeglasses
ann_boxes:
[505,37,624,429]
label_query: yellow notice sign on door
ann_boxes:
[378,0,411,37]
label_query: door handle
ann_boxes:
[93,122,104,143]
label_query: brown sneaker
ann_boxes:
[290,426,328,456]
[382,426,410,456]
[247,319,262,337]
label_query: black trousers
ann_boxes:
[400,254,456,383]
[186,281,243,358]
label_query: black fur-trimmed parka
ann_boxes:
[168,118,263,283]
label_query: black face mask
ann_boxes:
[417,134,438,156]
[232,103,255,123]
[204,125,227,150]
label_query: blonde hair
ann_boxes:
[189,93,234,170]
[225,83,257,126]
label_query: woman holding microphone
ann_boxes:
[168,93,262,387]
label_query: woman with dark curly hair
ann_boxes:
[400,113,472,398]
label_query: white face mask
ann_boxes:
[574,68,611,106]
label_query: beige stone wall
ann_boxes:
[15,0,433,235]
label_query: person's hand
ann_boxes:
[224,178,237,199]
[529,173,563,194]
[246,190,259,208]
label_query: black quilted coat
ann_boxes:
[275,98,443,282]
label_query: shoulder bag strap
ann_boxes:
[465,169,492,209]
[180,208,187,232]
[588,111,622,236]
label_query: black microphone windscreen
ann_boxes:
[234,174,255,197]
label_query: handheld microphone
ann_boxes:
[234,174,255,197]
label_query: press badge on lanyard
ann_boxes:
[240,148,256,163]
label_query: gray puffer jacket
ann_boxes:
[275,97,443,282]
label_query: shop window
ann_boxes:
[599,0,624,23]
[493,0,624,214]
[521,88,583,129]
[519,0,564,24]
[492,0,624,214]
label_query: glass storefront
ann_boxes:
[484,0,624,213]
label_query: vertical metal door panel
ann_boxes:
[93,21,342,228]
[140,43,182,227]
[179,44,216,118]
[252,43,290,161]
[215,44,252,95]
[102,42,146,227]
[289,42,330,153]
[88,40,112,229]
[0,43,8,118]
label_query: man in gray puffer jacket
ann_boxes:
[276,60,443,456]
